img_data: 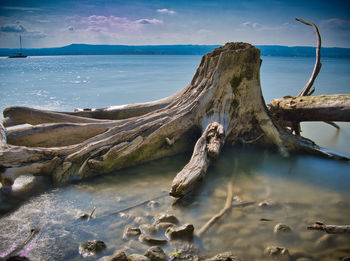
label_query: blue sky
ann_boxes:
[0,0,349,48]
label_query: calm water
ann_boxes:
[0,55,349,260]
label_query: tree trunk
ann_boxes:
[1,42,349,196]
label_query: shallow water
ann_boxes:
[1,147,349,260]
[0,55,350,260]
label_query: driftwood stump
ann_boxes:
[1,42,349,196]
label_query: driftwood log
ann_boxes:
[308,222,350,234]
[1,21,350,196]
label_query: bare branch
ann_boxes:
[296,18,322,97]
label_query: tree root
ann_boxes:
[197,182,233,237]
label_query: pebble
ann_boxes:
[274,223,292,235]
[123,227,141,239]
[128,254,151,261]
[139,224,158,235]
[144,246,167,261]
[139,234,167,245]
[98,250,128,261]
[79,240,107,258]
[205,251,242,261]
[165,223,194,240]
[265,246,290,261]
[154,214,179,224]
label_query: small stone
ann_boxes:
[128,254,151,261]
[123,226,141,239]
[134,216,149,224]
[144,246,167,261]
[274,223,292,235]
[119,212,135,220]
[205,251,242,261]
[258,200,280,209]
[296,258,312,261]
[139,234,168,245]
[98,250,128,261]
[76,212,90,220]
[265,246,290,261]
[139,224,158,235]
[154,214,179,224]
[79,240,107,258]
[155,222,176,231]
[148,200,160,208]
[165,223,194,240]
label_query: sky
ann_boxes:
[0,0,349,48]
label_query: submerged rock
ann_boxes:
[274,223,292,235]
[265,246,290,261]
[79,240,107,258]
[139,224,158,235]
[135,216,149,224]
[155,222,176,231]
[258,200,280,209]
[205,251,242,261]
[123,227,142,239]
[165,224,194,240]
[147,200,160,208]
[128,254,151,261]
[139,234,168,245]
[98,250,128,261]
[154,214,179,224]
[144,246,167,261]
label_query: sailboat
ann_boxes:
[8,35,27,58]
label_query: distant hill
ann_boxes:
[1,44,349,58]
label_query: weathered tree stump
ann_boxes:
[1,42,349,196]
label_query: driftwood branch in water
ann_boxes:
[307,222,350,234]
[296,18,322,97]
[197,182,233,237]
[269,94,350,123]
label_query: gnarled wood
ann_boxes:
[1,41,349,195]
[269,94,350,123]
[170,122,224,197]
[296,18,322,97]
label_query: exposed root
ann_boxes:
[170,122,224,198]
[197,182,233,237]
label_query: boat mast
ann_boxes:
[20,35,22,53]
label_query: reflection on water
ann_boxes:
[1,147,349,260]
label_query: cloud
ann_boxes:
[320,18,350,31]
[198,29,212,34]
[240,21,261,29]
[157,8,176,14]
[25,31,47,39]
[240,21,290,31]
[1,23,27,33]
[136,19,163,25]
[2,6,42,11]
[0,22,47,39]
[66,15,163,33]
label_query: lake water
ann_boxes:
[0,54,349,260]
